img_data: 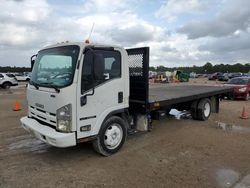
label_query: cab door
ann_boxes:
[76,48,126,139]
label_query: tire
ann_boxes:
[2,82,11,89]
[191,100,198,120]
[197,98,211,121]
[228,93,234,100]
[166,109,171,115]
[92,116,127,156]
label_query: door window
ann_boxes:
[81,49,121,93]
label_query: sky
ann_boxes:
[0,0,250,67]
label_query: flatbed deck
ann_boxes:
[149,85,233,106]
[127,47,233,114]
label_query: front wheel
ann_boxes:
[92,116,127,156]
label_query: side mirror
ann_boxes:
[31,60,35,70]
[31,54,37,71]
[93,53,104,80]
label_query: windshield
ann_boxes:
[31,45,80,88]
[227,78,249,85]
[6,74,15,78]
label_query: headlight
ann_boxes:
[56,104,72,132]
[239,87,247,92]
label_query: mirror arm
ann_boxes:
[81,87,95,106]
[85,87,95,97]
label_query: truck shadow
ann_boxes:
[5,113,195,161]
[42,142,98,161]
[5,134,98,160]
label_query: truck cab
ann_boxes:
[21,42,132,156]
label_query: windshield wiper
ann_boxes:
[39,82,60,93]
[50,85,60,93]
[29,80,39,90]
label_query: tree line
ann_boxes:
[1,62,250,74]
[150,62,250,74]
[0,66,31,73]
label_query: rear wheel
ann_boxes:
[2,82,11,89]
[93,116,127,156]
[191,101,198,120]
[197,98,211,121]
[166,108,171,115]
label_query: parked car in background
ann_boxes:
[0,73,18,89]
[196,74,204,78]
[14,73,30,81]
[242,73,250,77]
[228,72,242,79]
[208,72,223,80]
[189,72,197,78]
[218,73,229,81]
[224,77,250,101]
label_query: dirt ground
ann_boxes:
[0,79,250,188]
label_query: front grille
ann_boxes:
[36,108,46,113]
[37,115,46,120]
[29,106,56,127]
[31,116,56,130]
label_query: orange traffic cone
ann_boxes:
[13,100,21,111]
[240,106,249,119]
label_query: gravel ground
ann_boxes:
[0,79,250,188]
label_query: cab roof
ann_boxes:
[40,41,123,51]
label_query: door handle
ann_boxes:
[118,92,123,103]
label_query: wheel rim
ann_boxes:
[204,102,210,117]
[104,123,123,150]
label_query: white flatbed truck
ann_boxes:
[21,42,233,156]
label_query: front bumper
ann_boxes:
[234,90,248,99]
[20,116,76,148]
[234,93,248,99]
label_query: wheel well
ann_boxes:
[103,109,129,129]
[2,81,12,85]
[112,112,126,119]
[110,112,128,125]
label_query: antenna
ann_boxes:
[87,23,95,42]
